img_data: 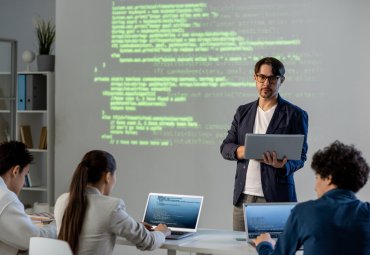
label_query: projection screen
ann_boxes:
[55,0,370,233]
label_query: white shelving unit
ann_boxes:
[0,72,15,143]
[17,71,55,208]
[0,39,17,143]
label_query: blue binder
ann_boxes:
[17,74,26,110]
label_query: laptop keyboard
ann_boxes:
[269,233,280,238]
[171,231,185,235]
[167,231,194,240]
[249,232,280,239]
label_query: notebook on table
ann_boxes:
[243,202,296,240]
[142,193,204,240]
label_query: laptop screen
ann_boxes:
[244,203,296,238]
[143,193,203,232]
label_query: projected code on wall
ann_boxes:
[93,1,321,146]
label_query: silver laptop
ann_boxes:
[143,193,204,240]
[243,202,296,240]
[244,134,304,160]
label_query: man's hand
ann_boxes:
[154,223,171,237]
[262,151,287,168]
[253,233,276,247]
[236,146,245,160]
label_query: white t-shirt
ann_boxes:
[244,105,277,197]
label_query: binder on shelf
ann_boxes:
[19,125,33,148]
[17,74,26,110]
[26,74,47,110]
[38,126,47,149]
[28,164,42,187]
[27,173,32,187]
[24,174,30,187]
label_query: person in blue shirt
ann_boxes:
[254,140,370,255]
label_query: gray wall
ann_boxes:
[0,0,55,71]
[54,2,370,255]
[2,1,370,255]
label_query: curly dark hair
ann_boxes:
[311,140,369,192]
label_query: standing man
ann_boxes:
[0,141,56,255]
[254,141,370,255]
[220,57,308,231]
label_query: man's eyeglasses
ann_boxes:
[255,74,281,84]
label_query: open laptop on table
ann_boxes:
[143,193,204,240]
[243,202,296,241]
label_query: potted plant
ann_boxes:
[34,16,55,71]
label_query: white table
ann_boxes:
[117,228,258,255]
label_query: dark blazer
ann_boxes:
[220,95,308,205]
[257,189,370,255]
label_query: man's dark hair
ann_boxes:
[311,141,369,192]
[0,141,33,175]
[254,57,285,77]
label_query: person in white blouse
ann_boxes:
[0,141,56,255]
[54,150,170,255]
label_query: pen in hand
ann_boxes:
[142,222,154,231]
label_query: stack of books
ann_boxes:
[28,212,54,226]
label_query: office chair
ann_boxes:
[29,237,73,255]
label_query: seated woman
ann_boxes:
[54,150,170,255]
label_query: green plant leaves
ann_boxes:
[35,18,55,55]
